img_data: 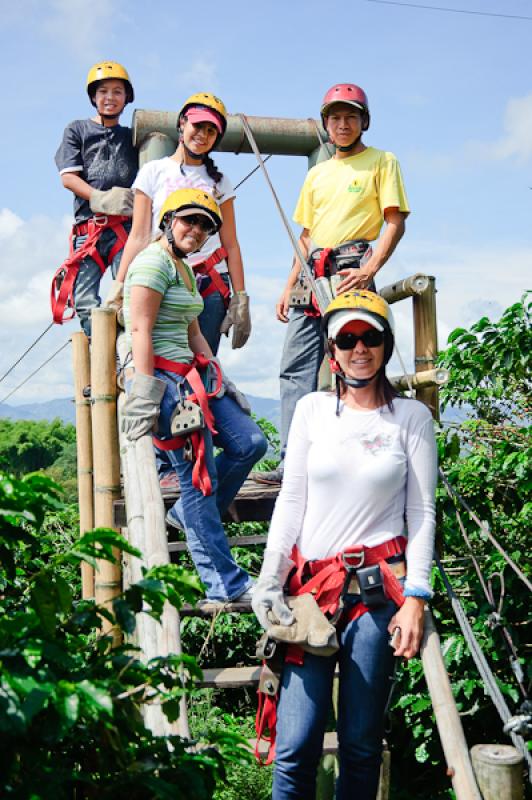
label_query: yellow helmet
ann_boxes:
[322,290,395,363]
[86,61,134,105]
[178,92,227,138]
[158,188,223,232]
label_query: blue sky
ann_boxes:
[0,0,530,402]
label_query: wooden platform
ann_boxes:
[113,476,280,528]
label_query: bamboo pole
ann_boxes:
[90,308,122,639]
[71,332,95,600]
[413,276,439,418]
[420,610,482,799]
[390,367,449,392]
[471,744,524,800]
[380,273,430,305]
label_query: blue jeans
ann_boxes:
[73,223,131,338]
[273,600,397,800]
[157,368,267,600]
[157,272,229,477]
[279,310,324,459]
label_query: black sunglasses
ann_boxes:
[334,329,384,350]
[179,213,215,234]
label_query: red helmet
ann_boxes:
[321,84,370,131]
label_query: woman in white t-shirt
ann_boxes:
[113,92,250,354]
[252,291,438,800]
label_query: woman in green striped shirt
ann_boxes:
[122,188,267,602]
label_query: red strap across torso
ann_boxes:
[50,215,130,325]
[193,247,231,303]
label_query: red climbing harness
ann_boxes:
[50,214,130,325]
[151,353,222,497]
[255,536,407,765]
[193,247,231,305]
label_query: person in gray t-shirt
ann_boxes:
[53,61,138,336]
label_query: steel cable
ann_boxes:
[0,340,71,405]
[0,322,54,385]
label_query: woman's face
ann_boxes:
[180,117,219,155]
[332,319,385,382]
[170,213,213,253]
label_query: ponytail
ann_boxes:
[204,154,223,187]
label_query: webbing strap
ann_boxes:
[50,216,129,325]
[194,247,231,303]
[254,685,278,766]
[151,354,223,496]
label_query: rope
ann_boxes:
[236,112,327,313]
[0,340,70,405]
[435,554,532,780]
[0,322,54,385]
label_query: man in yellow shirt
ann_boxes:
[255,83,410,484]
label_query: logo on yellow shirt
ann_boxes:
[347,179,363,194]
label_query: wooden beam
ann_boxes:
[380,273,430,305]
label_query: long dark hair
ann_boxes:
[204,154,223,188]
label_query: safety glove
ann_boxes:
[252,550,295,631]
[90,187,134,216]
[122,373,167,441]
[220,292,251,349]
[208,358,252,415]
[104,279,124,310]
[268,594,339,655]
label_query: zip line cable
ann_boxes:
[233,154,273,191]
[435,554,532,779]
[365,0,532,21]
[0,322,55,385]
[0,340,70,405]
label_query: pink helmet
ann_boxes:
[321,84,370,131]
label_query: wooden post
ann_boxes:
[471,744,524,800]
[90,308,122,638]
[379,273,430,305]
[421,610,482,799]
[390,367,449,392]
[71,332,95,600]
[413,276,439,419]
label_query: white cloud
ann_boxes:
[176,59,219,93]
[1,208,529,406]
[42,0,124,61]
[481,93,532,162]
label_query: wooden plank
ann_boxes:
[113,478,280,528]
[170,533,267,555]
[251,732,339,757]
[180,599,253,617]
[199,665,262,688]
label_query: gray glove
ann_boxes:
[220,292,251,349]
[90,187,134,216]
[208,359,251,415]
[252,550,295,630]
[122,373,167,441]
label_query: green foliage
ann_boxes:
[0,472,252,798]
[251,415,281,471]
[0,418,76,476]
[389,295,531,797]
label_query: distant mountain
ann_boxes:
[0,395,281,431]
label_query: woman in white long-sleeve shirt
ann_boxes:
[252,290,438,800]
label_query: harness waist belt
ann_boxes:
[192,247,230,304]
[51,214,130,325]
[152,353,222,496]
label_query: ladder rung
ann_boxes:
[181,600,253,616]
[170,533,267,555]
[199,665,262,688]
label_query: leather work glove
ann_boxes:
[252,550,295,630]
[268,594,339,657]
[122,373,166,441]
[220,292,251,349]
[208,359,252,415]
[90,187,134,216]
[104,279,124,310]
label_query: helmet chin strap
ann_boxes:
[334,134,362,153]
[334,369,380,416]
[165,226,186,259]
